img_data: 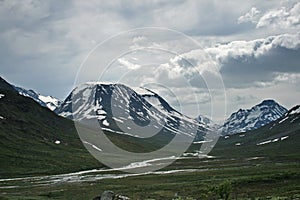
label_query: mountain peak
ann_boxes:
[85,81,118,86]
[258,99,278,106]
[261,99,275,103]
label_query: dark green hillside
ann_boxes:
[0,77,102,178]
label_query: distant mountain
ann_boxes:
[195,114,212,126]
[14,86,61,111]
[0,76,101,177]
[221,100,287,135]
[211,104,300,158]
[55,82,210,141]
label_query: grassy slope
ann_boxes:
[0,88,103,178]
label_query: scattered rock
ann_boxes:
[115,194,130,200]
[100,191,115,200]
[92,191,130,200]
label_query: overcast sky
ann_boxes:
[1,0,299,122]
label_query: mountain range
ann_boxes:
[61,83,289,137]
[0,75,299,178]
[10,79,290,136]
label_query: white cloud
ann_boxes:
[273,72,300,84]
[118,58,141,70]
[238,2,300,30]
[205,32,300,62]
[238,7,261,24]
[201,32,300,91]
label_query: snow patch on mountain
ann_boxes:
[134,87,155,96]
[290,106,300,115]
[14,86,61,111]
[257,136,289,146]
[38,95,61,111]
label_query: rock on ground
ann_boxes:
[93,190,130,200]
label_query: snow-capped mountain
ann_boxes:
[221,100,287,135]
[14,86,61,111]
[56,82,210,140]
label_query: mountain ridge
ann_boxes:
[1,76,293,138]
[14,86,62,111]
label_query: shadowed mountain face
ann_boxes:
[221,100,287,135]
[56,83,211,142]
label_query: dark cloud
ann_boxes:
[220,44,300,88]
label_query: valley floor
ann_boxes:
[0,155,299,200]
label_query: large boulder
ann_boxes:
[93,191,130,200]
